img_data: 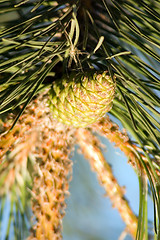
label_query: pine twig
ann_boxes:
[90,116,160,175]
[75,128,138,239]
[91,116,139,166]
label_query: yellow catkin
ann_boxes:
[76,128,138,239]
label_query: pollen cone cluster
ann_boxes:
[26,96,75,240]
[0,94,75,240]
[0,110,37,197]
[49,71,116,127]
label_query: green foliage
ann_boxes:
[0,0,160,239]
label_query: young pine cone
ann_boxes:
[49,71,116,127]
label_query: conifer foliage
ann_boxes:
[0,0,160,239]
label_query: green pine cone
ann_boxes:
[48,71,116,127]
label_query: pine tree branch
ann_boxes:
[0,1,159,238]
[75,128,138,239]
